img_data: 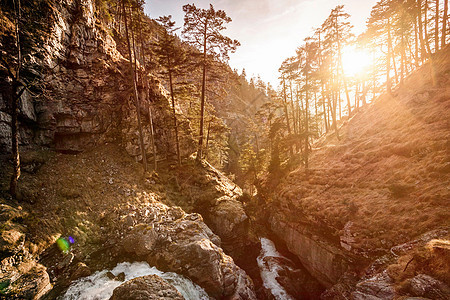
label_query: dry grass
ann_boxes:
[272,47,450,255]
[0,144,172,256]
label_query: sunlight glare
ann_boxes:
[342,46,371,77]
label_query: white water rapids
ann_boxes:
[61,261,209,300]
[257,237,295,300]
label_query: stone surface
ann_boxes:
[352,271,395,300]
[408,274,450,300]
[109,201,256,300]
[109,275,184,300]
[208,196,248,240]
[270,218,350,288]
[4,264,52,300]
[70,262,91,281]
[0,225,25,259]
[0,0,194,157]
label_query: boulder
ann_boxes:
[70,262,92,281]
[4,264,52,300]
[113,201,256,299]
[408,274,450,300]
[208,196,248,240]
[352,271,395,300]
[109,275,184,300]
[0,225,25,259]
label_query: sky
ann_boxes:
[144,0,377,87]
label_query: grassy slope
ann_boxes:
[0,145,189,259]
[274,46,450,255]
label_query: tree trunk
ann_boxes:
[443,0,448,47]
[147,106,157,170]
[418,0,428,62]
[304,69,309,173]
[435,0,439,51]
[10,0,22,199]
[137,10,157,170]
[122,0,148,173]
[414,8,420,67]
[169,69,181,165]
[196,21,208,161]
[424,0,433,55]
[400,33,406,84]
[282,76,293,156]
[336,20,351,116]
[321,85,328,133]
[10,83,20,198]
[289,81,297,136]
[204,119,211,158]
[331,89,339,140]
[387,18,392,93]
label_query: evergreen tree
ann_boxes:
[154,15,187,165]
[182,4,240,161]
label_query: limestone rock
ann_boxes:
[208,196,248,240]
[70,262,91,281]
[0,226,25,259]
[109,275,184,300]
[122,227,158,257]
[111,201,256,299]
[408,274,450,300]
[352,271,395,300]
[270,218,350,288]
[5,264,52,300]
[0,0,194,157]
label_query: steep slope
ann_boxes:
[0,0,193,159]
[0,145,256,299]
[0,1,256,299]
[265,47,450,296]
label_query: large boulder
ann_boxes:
[109,275,184,300]
[110,201,256,300]
[408,274,450,300]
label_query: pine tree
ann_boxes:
[182,4,240,161]
[154,15,187,165]
[121,0,148,172]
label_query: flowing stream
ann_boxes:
[61,261,209,300]
[257,237,295,300]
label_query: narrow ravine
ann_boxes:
[257,238,295,300]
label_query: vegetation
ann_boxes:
[239,0,450,186]
[182,4,240,161]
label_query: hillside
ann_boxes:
[0,1,262,299]
[265,46,450,297]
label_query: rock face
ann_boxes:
[174,160,251,254]
[407,274,450,300]
[269,217,351,288]
[352,271,395,300]
[109,201,256,300]
[0,204,51,299]
[0,0,194,158]
[110,275,184,300]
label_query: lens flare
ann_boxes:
[56,238,70,253]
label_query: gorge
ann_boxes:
[1,0,449,299]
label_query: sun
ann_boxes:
[341,46,372,77]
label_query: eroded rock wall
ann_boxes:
[0,0,194,159]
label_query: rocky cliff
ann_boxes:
[0,0,193,159]
[264,47,450,297]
